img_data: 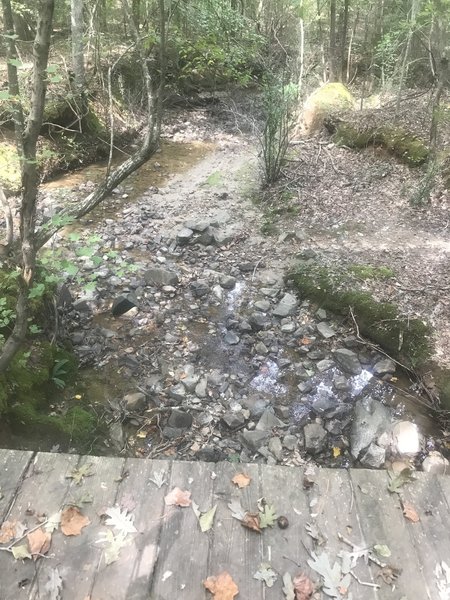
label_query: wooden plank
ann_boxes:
[350,468,431,599]
[90,458,170,600]
[150,460,215,598]
[0,451,79,600]
[32,454,124,600]
[208,462,262,598]
[398,471,450,599]
[259,464,311,599]
[0,449,33,520]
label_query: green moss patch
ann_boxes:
[302,83,355,133]
[349,264,395,280]
[328,120,429,167]
[289,262,432,368]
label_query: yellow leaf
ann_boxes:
[74,394,82,400]
[333,447,341,458]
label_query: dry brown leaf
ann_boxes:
[61,506,91,536]
[27,527,51,561]
[164,487,192,507]
[0,520,18,543]
[293,573,315,600]
[402,500,420,523]
[231,473,251,488]
[204,571,239,600]
[241,512,261,533]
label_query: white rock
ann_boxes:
[422,451,449,475]
[391,421,421,456]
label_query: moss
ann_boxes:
[204,171,223,186]
[302,83,355,133]
[289,263,432,368]
[0,141,21,192]
[332,122,429,167]
[349,264,394,280]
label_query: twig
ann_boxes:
[338,533,386,568]
[0,519,49,552]
[251,257,264,282]
[282,554,302,567]
[350,571,381,589]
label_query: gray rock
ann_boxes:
[224,331,240,345]
[248,312,271,331]
[316,321,336,339]
[283,434,298,450]
[316,308,327,320]
[212,284,224,301]
[311,394,338,415]
[109,422,124,450]
[213,228,235,245]
[144,268,179,287]
[333,375,350,391]
[333,348,362,375]
[254,341,268,354]
[254,300,271,312]
[273,293,298,317]
[219,275,237,289]
[184,220,210,232]
[391,421,421,456]
[196,445,226,462]
[280,322,296,333]
[162,426,184,440]
[177,227,194,244]
[304,423,328,454]
[190,280,210,298]
[256,408,287,431]
[360,443,386,468]
[169,383,186,401]
[207,369,225,386]
[422,451,449,475]
[240,430,270,452]
[222,411,246,429]
[298,381,314,394]
[373,358,396,376]
[350,396,392,458]
[195,378,208,397]
[239,261,256,272]
[261,287,280,298]
[168,409,193,429]
[274,405,290,420]
[269,437,283,461]
[124,392,146,411]
[241,395,270,418]
[316,359,335,372]
[196,229,215,245]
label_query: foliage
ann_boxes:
[260,80,298,185]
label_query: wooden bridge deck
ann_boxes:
[0,449,449,599]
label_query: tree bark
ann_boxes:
[328,0,338,81]
[339,0,350,82]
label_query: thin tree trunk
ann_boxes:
[71,0,85,92]
[346,8,359,83]
[298,0,304,93]
[340,0,350,82]
[395,0,421,120]
[328,0,337,81]
[0,0,55,374]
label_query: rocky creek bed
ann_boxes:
[8,103,449,475]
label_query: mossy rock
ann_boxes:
[301,83,355,134]
[329,120,429,167]
[289,262,432,368]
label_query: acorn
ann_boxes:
[277,516,289,529]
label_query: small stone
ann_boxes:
[254,341,268,354]
[184,220,210,232]
[224,331,240,345]
[207,369,225,386]
[248,312,271,331]
[316,321,336,339]
[222,411,246,429]
[298,381,314,394]
[268,437,283,461]
[144,268,179,287]
[254,300,271,312]
[195,378,208,397]
[333,348,362,375]
[316,359,335,372]
[169,383,186,401]
[190,280,210,298]
[124,392,146,411]
[373,358,396,376]
[256,408,287,431]
[280,322,296,333]
[168,409,193,429]
[196,445,226,462]
[274,405,290,420]
[304,423,328,454]
[162,426,184,440]
[110,422,124,450]
[240,430,270,452]
[239,262,255,272]
[360,443,386,468]
[219,275,237,289]
[283,434,298,450]
[333,375,350,391]
[176,227,194,244]
[273,293,298,317]
[316,308,327,320]
[241,395,270,418]
[422,451,450,475]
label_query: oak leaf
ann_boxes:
[204,571,239,600]
[27,527,51,560]
[293,573,315,600]
[164,487,192,507]
[231,473,251,488]
[61,506,90,536]
[104,506,137,534]
[66,463,94,485]
[402,500,420,523]
[0,520,19,543]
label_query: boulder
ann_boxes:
[333,348,362,375]
[391,421,421,456]
[350,396,391,458]
[300,82,355,134]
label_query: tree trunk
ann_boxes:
[328,0,337,81]
[0,0,55,374]
[339,0,350,82]
[395,0,421,120]
[71,0,85,91]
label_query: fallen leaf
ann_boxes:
[307,551,349,598]
[44,567,63,600]
[192,502,217,533]
[305,522,326,545]
[104,506,137,534]
[164,487,192,507]
[293,572,315,600]
[0,520,19,543]
[242,512,261,533]
[373,544,391,558]
[61,506,90,536]
[44,511,62,533]
[204,571,239,600]
[253,563,278,587]
[149,469,166,488]
[67,463,94,485]
[97,529,129,565]
[27,528,51,560]
[259,503,277,529]
[387,468,414,493]
[282,572,295,600]
[332,447,341,458]
[231,473,251,488]
[377,565,402,584]
[11,544,32,560]
[402,500,420,523]
[228,498,246,521]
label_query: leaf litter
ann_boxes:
[164,487,192,507]
[231,473,251,488]
[204,571,239,600]
[192,501,217,533]
[66,463,94,485]
[104,506,137,534]
[60,506,90,536]
[253,563,278,587]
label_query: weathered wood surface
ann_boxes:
[0,449,449,599]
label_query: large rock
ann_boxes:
[304,423,328,454]
[350,396,391,458]
[373,358,396,376]
[273,293,298,317]
[391,421,422,456]
[240,430,270,452]
[333,348,362,375]
[300,82,355,134]
[360,443,386,468]
[168,409,193,429]
[144,268,179,287]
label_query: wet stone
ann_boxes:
[168,409,193,429]
[333,375,350,391]
[224,331,240,345]
[219,275,237,289]
[350,396,392,458]
[304,423,328,454]
[316,359,335,372]
[222,411,246,429]
[298,381,314,394]
[254,300,271,312]
[280,322,296,333]
[273,293,298,317]
[360,443,386,468]
[254,341,268,354]
[144,268,179,287]
[373,358,396,376]
[316,321,336,339]
[283,434,298,451]
[248,312,271,331]
[333,348,362,375]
